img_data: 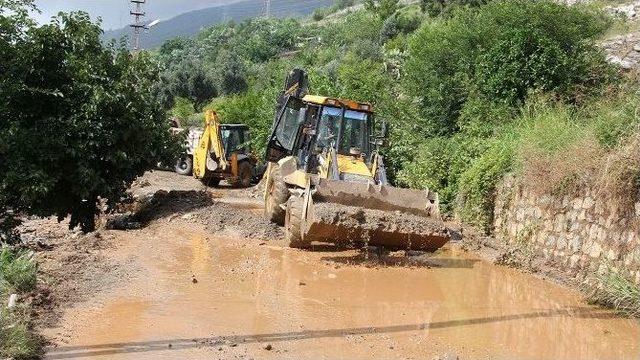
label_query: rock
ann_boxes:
[589,241,602,259]
[264,344,273,351]
[192,275,198,284]
[569,236,582,253]
[582,197,595,209]
[299,281,306,286]
[7,293,18,308]
[607,248,620,261]
[105,213,141,230]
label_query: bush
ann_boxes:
[170,97,196,122]
[0,248,37,294]
[158,59,218,108]
[313,8,327,21]
[455,135,515,231]
[404,0,612,134]
[380,10,423,42]
[364,0,400,20]
[421,0,490,17]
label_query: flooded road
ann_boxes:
[45,221,640,360]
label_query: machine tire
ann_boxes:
[174,156,193,176]
[230,161,253,188]
[201,174,221,187]
[285,196,308,248]
[264,164,289,226]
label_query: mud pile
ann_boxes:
[193,201,283,240]
[307,203,450,251]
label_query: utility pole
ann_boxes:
[130,0,146,52]
[263,0,271,18]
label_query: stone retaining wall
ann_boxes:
[493,176,640,285]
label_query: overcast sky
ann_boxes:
[33,0,243,30]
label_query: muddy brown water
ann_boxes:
[44,223,640,360]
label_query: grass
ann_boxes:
[0,305,42,359]
[586,267,640,317]
[0,247,41,359]
[0,247,37,294]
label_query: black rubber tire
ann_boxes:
[174,156,193,176]
[264,164,289,226]
[285,196,309,248]
[230,161,253,188]
[201,175,221,187]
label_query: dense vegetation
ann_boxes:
[0,0,179,236]
[158,0,637,232]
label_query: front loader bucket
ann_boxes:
[301,180,450,251]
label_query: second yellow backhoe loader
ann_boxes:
[193,110,260,187]
[263,69,450,251]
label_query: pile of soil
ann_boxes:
[193,200,283,240]
[309,203,449,251]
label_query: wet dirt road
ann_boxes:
[44,217,640,360]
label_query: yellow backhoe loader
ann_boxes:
[193,110,259,187]
[263,69,450,251]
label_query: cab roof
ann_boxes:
[220,124,249,129]
[302,95,373,113]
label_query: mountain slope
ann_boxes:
[103,0,334,49]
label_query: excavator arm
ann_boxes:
[193,110,228,179]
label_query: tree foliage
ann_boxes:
[420,0,490,16]
[0,2,179,234]
[157,59,217,109]
[364,0,400,20]
[404,0,612,135]
[216,50,248,95]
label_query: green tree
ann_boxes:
[216,50,248,95]
[404,0,611,135]
[0,1,180,234]
[364,0,399,19]
[158,59,217,109]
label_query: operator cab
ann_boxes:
[220,124,251,155]
[266,94,374,166]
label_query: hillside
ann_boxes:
[102,0,334,49]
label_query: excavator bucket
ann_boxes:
[301,180,450,251]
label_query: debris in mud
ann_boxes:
[321,246,450,269]
[105,213,141,230]
[16,217,124,328]
[193,200,283,240]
